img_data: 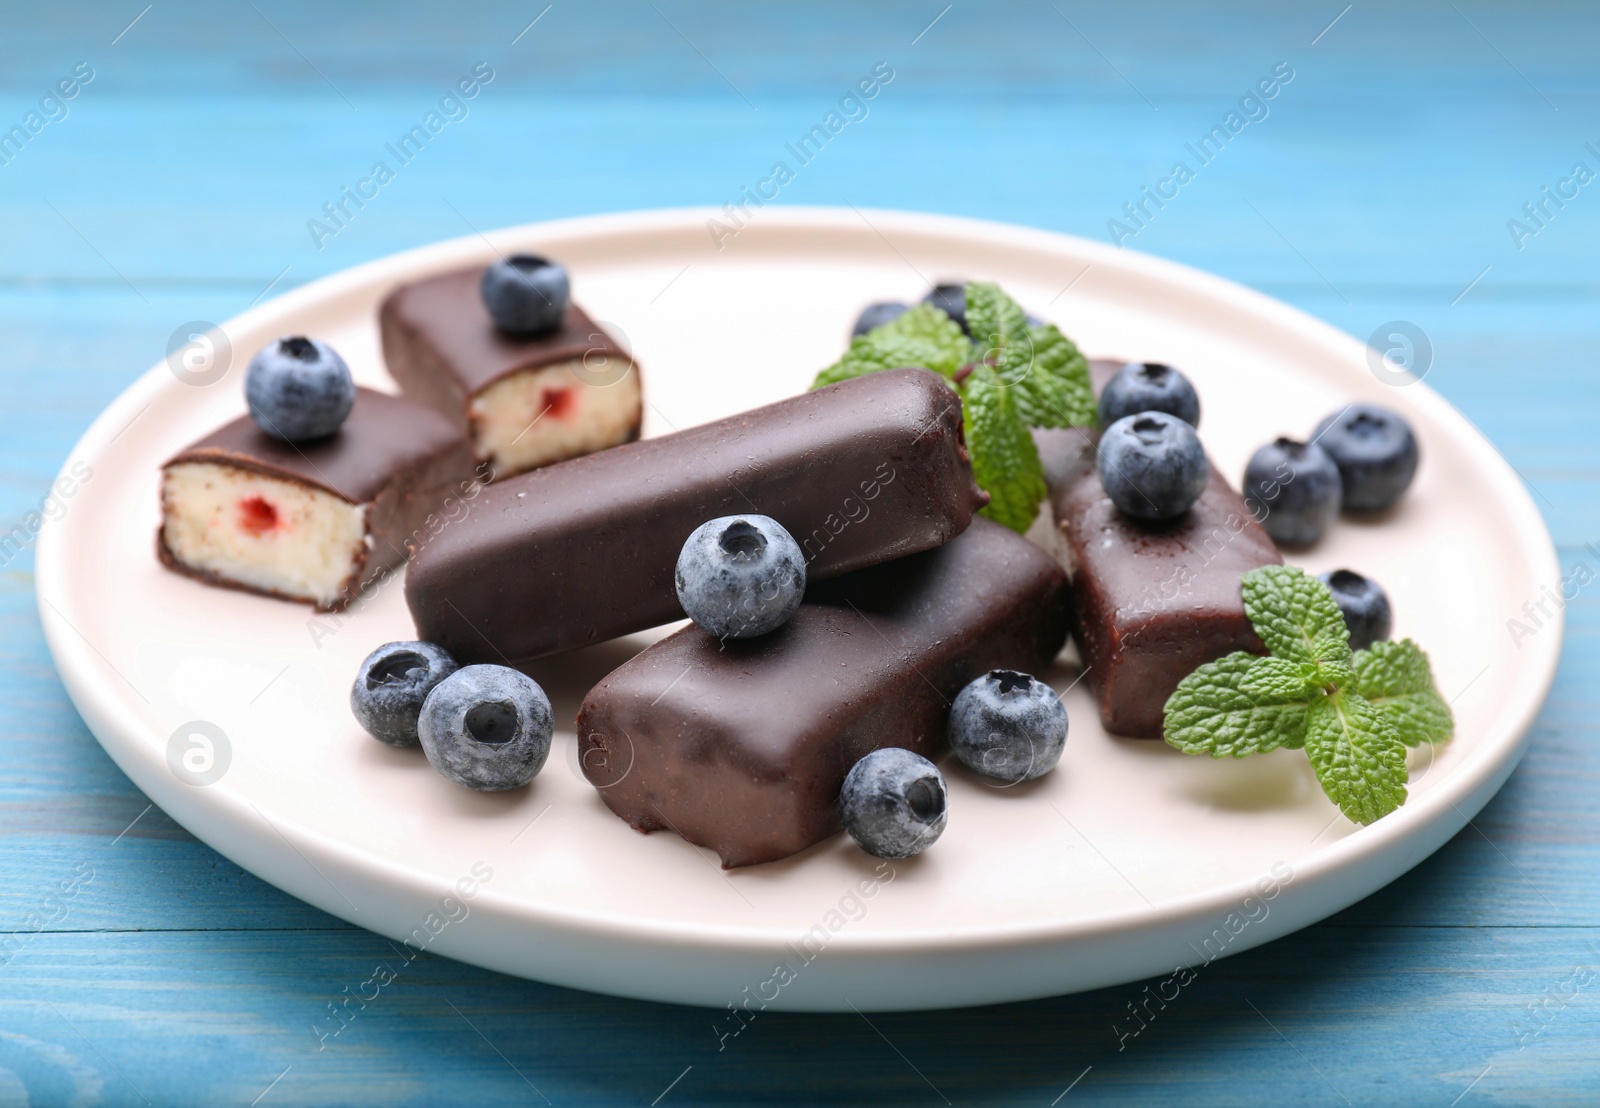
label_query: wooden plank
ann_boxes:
[0,926,1597,1104]
[0,0,1595,292]
[2,1,1594,101]
[0,92,1592,290]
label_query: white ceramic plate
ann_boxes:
[36,208,1561,1011]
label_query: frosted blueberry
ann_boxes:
[1312,404,1419,513]
[840,748,948,859]
[1320,569,1393,650]
[245,336,355,442]
[1096,411,1209,522]
[949,670,1067,783]
[922,282,969,333]
[1098,361,1201,428]
[1242,437,1342,547]
[480,254,571,336]
[351,640,459,747]
[418,665,553,791]
[852,301,910,336]
[675,515,806,639]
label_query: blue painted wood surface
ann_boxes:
[3,2,1598,1103]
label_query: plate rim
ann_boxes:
[34,205,1564,983]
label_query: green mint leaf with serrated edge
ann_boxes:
[963,362,1046,532]
[1017,323,1098,428]
[1301,692,1409,825]
[1238,656,1323,702]
[1241,564,1352,666]
[965,282,1047,427]
[812,303,968,389]
[963,281,1029,372]
[965,282,1097,430]
[1354,639,1456,747]
[1164,652,1313,757]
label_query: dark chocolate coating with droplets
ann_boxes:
[404,368,987,665]
[576,519,1070,868]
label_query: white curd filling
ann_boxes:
[161,461,368,607]
[469,357,641,477]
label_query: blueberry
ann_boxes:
[675,515,806,639]
[1242,438,1343,548]
[949,670,1067,783]
[480,254,571,337]
[839,748,948,858]
[922,282,969,334]
[417,664,553,791]
[1319,569,1393,650]
[1312,403,1419,513]
[1098,362,1201,429]
[852,301,909,337]
[245,336,355,442]
[1096,411,1209,522]
[351,640,459,747]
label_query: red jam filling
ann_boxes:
[539,386,575,421]
[238,496,280,536]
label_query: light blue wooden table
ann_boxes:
[3,2,1597,1103]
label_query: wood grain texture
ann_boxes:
[2,1,1598,1103]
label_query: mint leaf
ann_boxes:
[1241,565,1351,666]
[963,362,1046,532]
[1316,655,1359,696]
[966,283,1058,427]
[965,282,1096,430]
[1354,639,1455,747]
[1164,566,1449,827]
[1238,656,1323,702]
[963,282,1029,374]
[1018,324,1098,429]
[1302,692,1408,825]
[812,303,969,389]
[1165,652,1313,757]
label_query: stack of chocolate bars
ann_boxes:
[404,365,1071,867]
[157,259,1281,868]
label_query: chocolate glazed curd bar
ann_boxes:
[1037,420,1282,739]
[158,387,476,612]
[379,266,643,479]
[576,519,1071,868]
[405,368,987,665]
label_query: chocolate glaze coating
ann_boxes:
[158,387,477,611]
[163,387,467,504]
[1041,426,1281,739]
[378,266,635,436]
[405,368,988,665]
[576,519,1070,869]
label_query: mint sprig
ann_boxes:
[963,362,1047,532]
[812,283,1096,531]
[1163,565,1455,825]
